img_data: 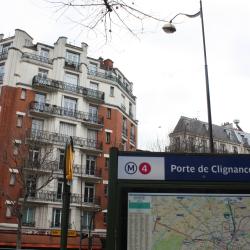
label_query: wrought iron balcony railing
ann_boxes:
[27,129,102,151]
[25,160,102,179]
[30,101,104,126]
[88,69,136,100]
[26,190,101,206]
[32,75,105,102]
[22,52,52,64]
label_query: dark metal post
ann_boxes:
[60,138,73,250]
[200,0,214,153]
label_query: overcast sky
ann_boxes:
[1,0,250,150]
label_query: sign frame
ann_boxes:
[106,148,250,250]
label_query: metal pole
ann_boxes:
[200,0,214,153]
[79,160,83,250]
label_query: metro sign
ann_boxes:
[118,156,164,180]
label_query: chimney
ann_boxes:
[103,58,113,70]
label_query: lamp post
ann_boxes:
[163,0,214,153]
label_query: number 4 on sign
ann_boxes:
[139,162,151,175]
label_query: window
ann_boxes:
[84,183,94,203]
[86,155,96,175]
[35,93,46,103]
[129,102,133,117]
[26,175,36,197]
[38,68,48,78]
[1,43,11,53]
[82,211,93,230]
[59,122,76,136]
[104,185,108,196]
[64,73,78,86]
[122,117,127,137]
[52,208,62,227]
[63,96,77,117]
[66,51,80,64]
[90,82,98,90]
[121,95,126,110]
[89,62,98,73]
[57,179,64,200]
[6,206,12,217]
[233,146,238,154]
[110,86,114,97]
[130,124,135,143]
[58,149,65,170]
[29,148,40,165]
[105,157,109,168]
[22,207,35,226]
[9,173,16,185]
[103,212,107,224]
[40,48,49,59]
[0,64,4,84]
[122,139,127,151]
[20,89,26,100]
[32,119,44,131]
[107,108,111,119]
[106,132,111,144]
[13,144,19,155]
[201,139,207,152]
[87,129,97,148]
[16,115,23,128]
[35,93,46,111]
[220,144,226,153]
[89,105,98,123]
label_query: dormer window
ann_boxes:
[40,48,49,59]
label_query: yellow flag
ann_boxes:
[65,143,74,181]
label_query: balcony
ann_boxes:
[22,52,52,64]
[30,101,104,128]
[25,190,101,207]
[27,129,102,152]
[65,59,80,71]
[73,164,102,182]
[88,69,136,101]
[32,75,105,103]
[0,52,8,61]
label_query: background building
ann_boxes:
[169,116,250,154]
[0,29,137,249]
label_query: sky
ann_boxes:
[1,0,250,150]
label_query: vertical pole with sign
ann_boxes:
[60,137,74,250]
[106,147,119,250]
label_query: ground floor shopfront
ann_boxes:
[0,230,105,249]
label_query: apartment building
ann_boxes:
[169,116,250,154]
[0,29,137,249]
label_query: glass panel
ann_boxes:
[64,73,78,86]
[31,119,44,130]
[59,122,75,136]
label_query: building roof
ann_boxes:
[171,116,240,144]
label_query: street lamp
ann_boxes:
[163,0,214,153]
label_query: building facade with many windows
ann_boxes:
[0,29,137,249]
[169,116,250,154]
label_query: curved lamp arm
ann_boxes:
[169,11,200,23]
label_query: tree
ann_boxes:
[0,135,57,249]
[44,0,166,40]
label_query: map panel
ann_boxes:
[127,193,250,250]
